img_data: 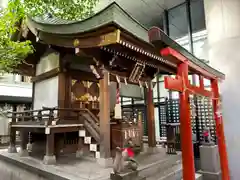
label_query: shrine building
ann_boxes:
[1,1,234,180]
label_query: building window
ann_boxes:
[168,3,190,51]
[167,0,208,60]
[14,74,31,83]
[190,0,206,34]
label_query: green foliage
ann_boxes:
[24,0,99,20]
[0,0,99,72]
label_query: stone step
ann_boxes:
[138,153,182,179]
[146,161,182,180]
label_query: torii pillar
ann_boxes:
[161,47,230,180]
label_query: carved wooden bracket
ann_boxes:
[90,64,104,79]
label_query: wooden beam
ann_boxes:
[73,29,120,48]
[69,68,152,87]
[31,68,60,83]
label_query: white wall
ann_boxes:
[33,50,59,110]
[36,50,59,76]
[33,76,58,110]
[204,0,240,178]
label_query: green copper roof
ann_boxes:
[27,2,149,42]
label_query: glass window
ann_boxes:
[168,3,190,51]
[192,30,208,60]
[190,0,206,33]
[168,3,188,39]
[190,0,208,60]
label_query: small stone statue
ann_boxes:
[113,138,138,174]
[202,126,214,146]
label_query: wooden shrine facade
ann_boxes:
[7,2,229,180]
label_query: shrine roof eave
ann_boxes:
[24,2,224,80]
[26,2,149,44]
[148,27,225,80]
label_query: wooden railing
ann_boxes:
[8,107,101,143]
[8,108,58,125]
[7,107,99,125]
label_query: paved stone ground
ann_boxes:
[0,146,175,180]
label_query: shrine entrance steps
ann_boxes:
[0,146,184,180]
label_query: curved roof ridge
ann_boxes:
[28,1,148,31]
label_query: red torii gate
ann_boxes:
[160,47,230,180]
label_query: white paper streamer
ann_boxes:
[124,77,128,85]
[139,81,142,88]
[145,82,148,89]
[116,75,121,88]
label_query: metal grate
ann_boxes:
[167,99,180,124]
[195,97,216,142]
[158,96,217,155]
[159,103,167,137]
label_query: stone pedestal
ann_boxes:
[8,145,17,153]
[198,145,221,180]
[43,155,56,165]
[19,149,29,157]
[147,147,158,154]
[76,150,84,158]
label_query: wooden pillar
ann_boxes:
[178,63,195,180]
[8,105,17,153]
[99,71,111,159]
[146,82,156,148]
[20,131,28,150]
[211,79,230,180]
[46,134,54,156]
[43,133,56,164]
[76,135,84,157]
[64,72,72,108]
[58,72,66,108]
[19,130,29,156]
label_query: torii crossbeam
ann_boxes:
[161,47,230,180]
